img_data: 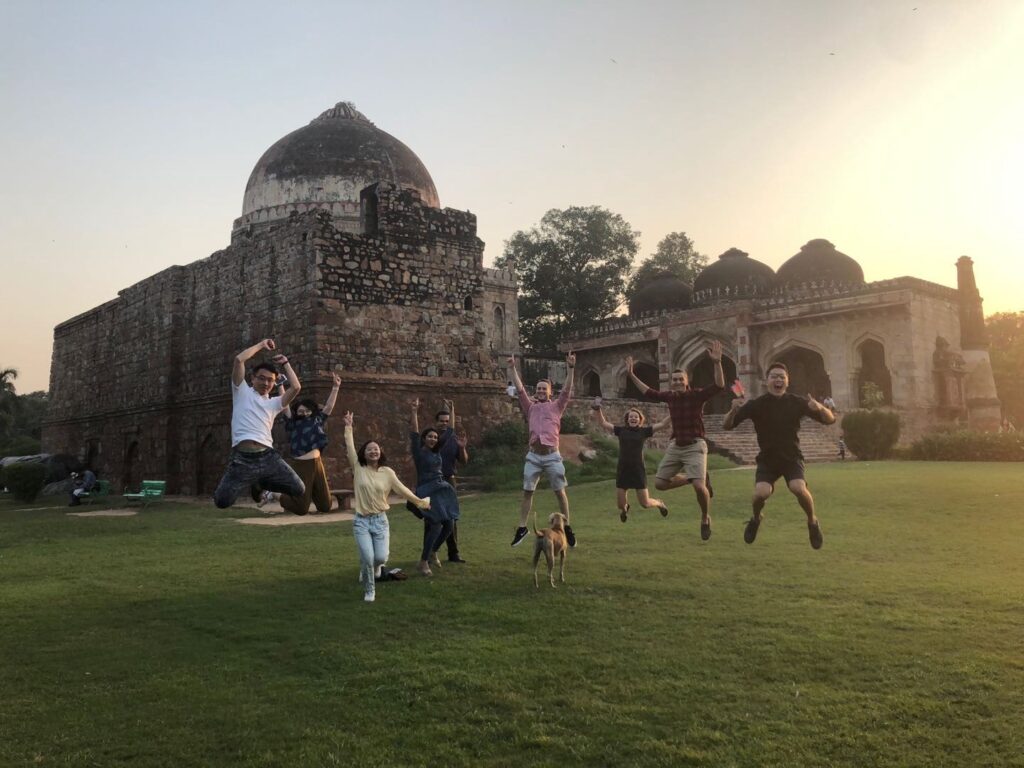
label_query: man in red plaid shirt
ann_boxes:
[625,340,724,541]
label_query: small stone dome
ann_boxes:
[234,102,439,235]
[628,272,693,316]
[776,239,864,288]
[693,248,775,305]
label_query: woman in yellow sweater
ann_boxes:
[343,411,430,602]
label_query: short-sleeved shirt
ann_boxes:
[231,383,285,448]
[643,385,722,445]
[518,386,571,450]
[285,413,329,456]
[732,393,820,462]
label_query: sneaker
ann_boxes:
[428,553,442,569]
[619,503,630,523]
[511,526,529,547]
[701,517,712,541]
[257,490,274,508]
[364,592,376,603]
[565,525,576,549]
[808,520,824,550]
[447,555,467,564]
[744,516,762,544]
[417,561,433,577]
[657,503,669,518]
[705,472,714,499]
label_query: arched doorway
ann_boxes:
[689,355,739,413]
[624,362,659,398]
[122,440,140,493]
[857,339,893,406]
[773,347,831,400]
[582,370,602,397]
[493,306,506,345]
[196,433,217,496]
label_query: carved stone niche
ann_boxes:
[932,336,966,411]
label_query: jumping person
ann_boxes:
[722,361,836,549]
[432,404,469,563]
[343,411,430,602]
[260,370,342,515]
[624,340,725,541]
[213,339,305,509]
[408,398,460,577]
[592,404,672,522]
[507,351,576,548]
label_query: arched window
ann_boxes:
[464,296,474,311]
[493,305,506,343]
[582,370,602,397]
[690,355,739,414]
[774,347,831,400]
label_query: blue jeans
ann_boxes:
[213,447,304,509]
[352,513,390,596]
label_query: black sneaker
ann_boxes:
[619,503,629,523]
[744,516,762,544]
[701,518,712,541]
[706,472,714,499]
[511,526,529,547]
[565,525,577,548]
[447,555,467,564]
[657,503,669,518]
[808,520,824,550]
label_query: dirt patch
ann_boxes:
[68,509,138,517]
[558,434,592,464]
[236,511,354,526]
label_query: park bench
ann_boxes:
[330,489,355,511]
[80,479,111,503]
[123,480,166,506]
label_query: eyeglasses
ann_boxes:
[254,374,277,383]
[767,373,788,380]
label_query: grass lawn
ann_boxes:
[1,461,1022,767]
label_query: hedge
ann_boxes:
[841,410,901,460]
[908,431,1024,461]
[3,462,48,502]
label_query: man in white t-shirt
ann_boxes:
[213,338,306,508]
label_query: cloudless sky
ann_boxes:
[2,0,1022,393]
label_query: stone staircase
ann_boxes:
[703,413,846,465]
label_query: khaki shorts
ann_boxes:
[655,439,708,482]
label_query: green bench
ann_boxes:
[123,480,166,506]
[81,479,111,503]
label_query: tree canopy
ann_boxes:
[496,206,639,352]
[986,312,1024,427]
[625,231,708,302]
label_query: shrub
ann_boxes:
[4,461,48,502]
[907,431,1024,461]
[842,410,901,459]
[560,412,585,435]
[481,419,528,449]
[0,435,42,457]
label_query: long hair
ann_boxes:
[293,398,321,418]
[357,440,388,467]
[420,427,441,452]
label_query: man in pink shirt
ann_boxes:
[507,351,577,548]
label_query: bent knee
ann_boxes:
[653,479,671,491]
[788,480,808,495]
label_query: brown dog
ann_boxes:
[533,512,568,588]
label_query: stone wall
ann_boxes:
[43,184,518,494]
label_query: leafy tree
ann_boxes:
[986,312,1024,427]
[860,381,886,409]
[625,232,708,302]
[0,368,17,443]
[497,206,639,351]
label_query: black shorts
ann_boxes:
[755,457,805,486]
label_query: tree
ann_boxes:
[496,206,639,351]
[625,232,708,302]
[986,312,1024,426]
[0,368,17,443]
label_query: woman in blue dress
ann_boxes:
[409,397,460,577]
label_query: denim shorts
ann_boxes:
[523,451,568,492]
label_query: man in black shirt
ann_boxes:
[723,362,835,549]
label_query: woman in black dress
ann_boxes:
[593,404,672,522]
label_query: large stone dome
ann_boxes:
[693,248,775,305]
[233,102,439,235]
[776,239,864,289]
[628,271,693,316]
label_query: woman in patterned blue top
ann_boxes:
[261,371,341,515]
[408,397,461,577]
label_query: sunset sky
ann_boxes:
[2,0,1022,393]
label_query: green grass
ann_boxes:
[1,462,1023,767]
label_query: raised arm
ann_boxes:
[343,412,359,468]
[273,354,301,407]
[624,355,652,396]
[322,371,341,416]
[593,406,615,434]
[806,394,836,425]
[722,397,746,431]
[506,355,526,398]
[455,431,469,465]
[556,351,576,408]
[233,339,275,386]
[708,340,726,388]
[410,398,420,434]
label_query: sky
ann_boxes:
[1,0,1022,393]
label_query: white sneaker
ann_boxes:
[256,490,274,508]
[363,592,375,603]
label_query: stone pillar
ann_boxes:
[735,313,759,397]
[956,256,1001,430]
[956,256,987,350]
[657,329,671,387]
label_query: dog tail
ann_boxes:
[531,504,540,536]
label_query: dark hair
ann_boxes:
[766,362,789,376]
[253,362,278,378]
[420,427,441,451]
[357,440,387,467]
[672,369,687,376]
[293,398,320,417]
[435,410,451,421]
